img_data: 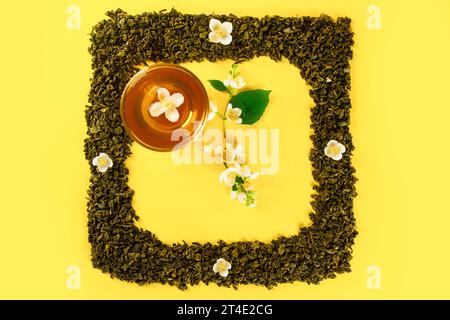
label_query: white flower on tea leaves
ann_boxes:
[148,87,184,123]
[224,75,246,89]
[324,140,346,161]
[208,18,233,45]
[207,101,218,121]
[224,103,242,124]
[92,152,113,173]
[213,258,232,277]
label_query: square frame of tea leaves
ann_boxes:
[84,9,357,290]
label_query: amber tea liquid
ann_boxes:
[121,64,208,151]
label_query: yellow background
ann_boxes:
[1,0,449,299]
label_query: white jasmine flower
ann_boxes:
[208,101,218,121]
[92,152,113,173]
[224,75,246,89]
[213,258,232,277]
[324,140,346,161]
[224,103,242,124]
[148,87,184,123]
[208,18,233,45]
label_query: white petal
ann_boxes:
[165,107,179,122]
[225,261,232,269]
[209,101,217,113]
[327,140,338,147]
[249,202,256,208]
[92,156,100,166]
[208,31,221,43]
[332,153,343,161]
[340,144,346,153]
[237,193,246,203]
[223,79,231,87]
[224,178,235,188]
[249,172,260,180]
[149,102,166,117]
[225,103,232,115]
[170,93,184,107]
[234,118,242,124]
[220,168,236,185]
[98,165,108,173]
[219,269,229,277]
[209,18,222,31]
[227,79,238,88]
[221,22,233,34]
[213,263,219,273]
[230,190,237,200]
[220,34,232,45]
[207,111,216,121]
[207,102,217,121]
[157,87,170,102]
[232,108,242,117]
[107,158,113,168]
[219,171,226,183]
[216,258,225,264]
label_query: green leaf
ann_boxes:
[235,176,244,185]
[230,89,271,124]
[208,80,228,92]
